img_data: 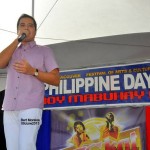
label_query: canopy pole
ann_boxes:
[32,0,34,17]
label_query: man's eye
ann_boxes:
[28,24,34,27]
[20,24,25,27]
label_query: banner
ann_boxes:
[44,62,150,109]
[50,107,146,150]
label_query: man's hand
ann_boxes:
[13,59,34,75]
[17,30,29,37]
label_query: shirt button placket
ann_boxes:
[14,73,20,108]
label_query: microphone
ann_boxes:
[18,33,26,42]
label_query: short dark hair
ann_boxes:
[17,14,37,31]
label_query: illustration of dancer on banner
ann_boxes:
[100,112,119,140]
[69,121,91,148]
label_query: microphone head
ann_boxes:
[18,33,26,42]
[22,33,26,37]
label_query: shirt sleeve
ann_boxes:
[44,46,59,72]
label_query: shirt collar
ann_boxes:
[19,41,36,50]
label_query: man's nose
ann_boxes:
[24,24,29,29]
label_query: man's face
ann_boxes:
[17,17,36,42]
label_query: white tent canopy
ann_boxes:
[0,0,150,51]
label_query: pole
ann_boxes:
[32,0,34,17]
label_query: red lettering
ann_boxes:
[68,95,83,103]
[44,96,65,105]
